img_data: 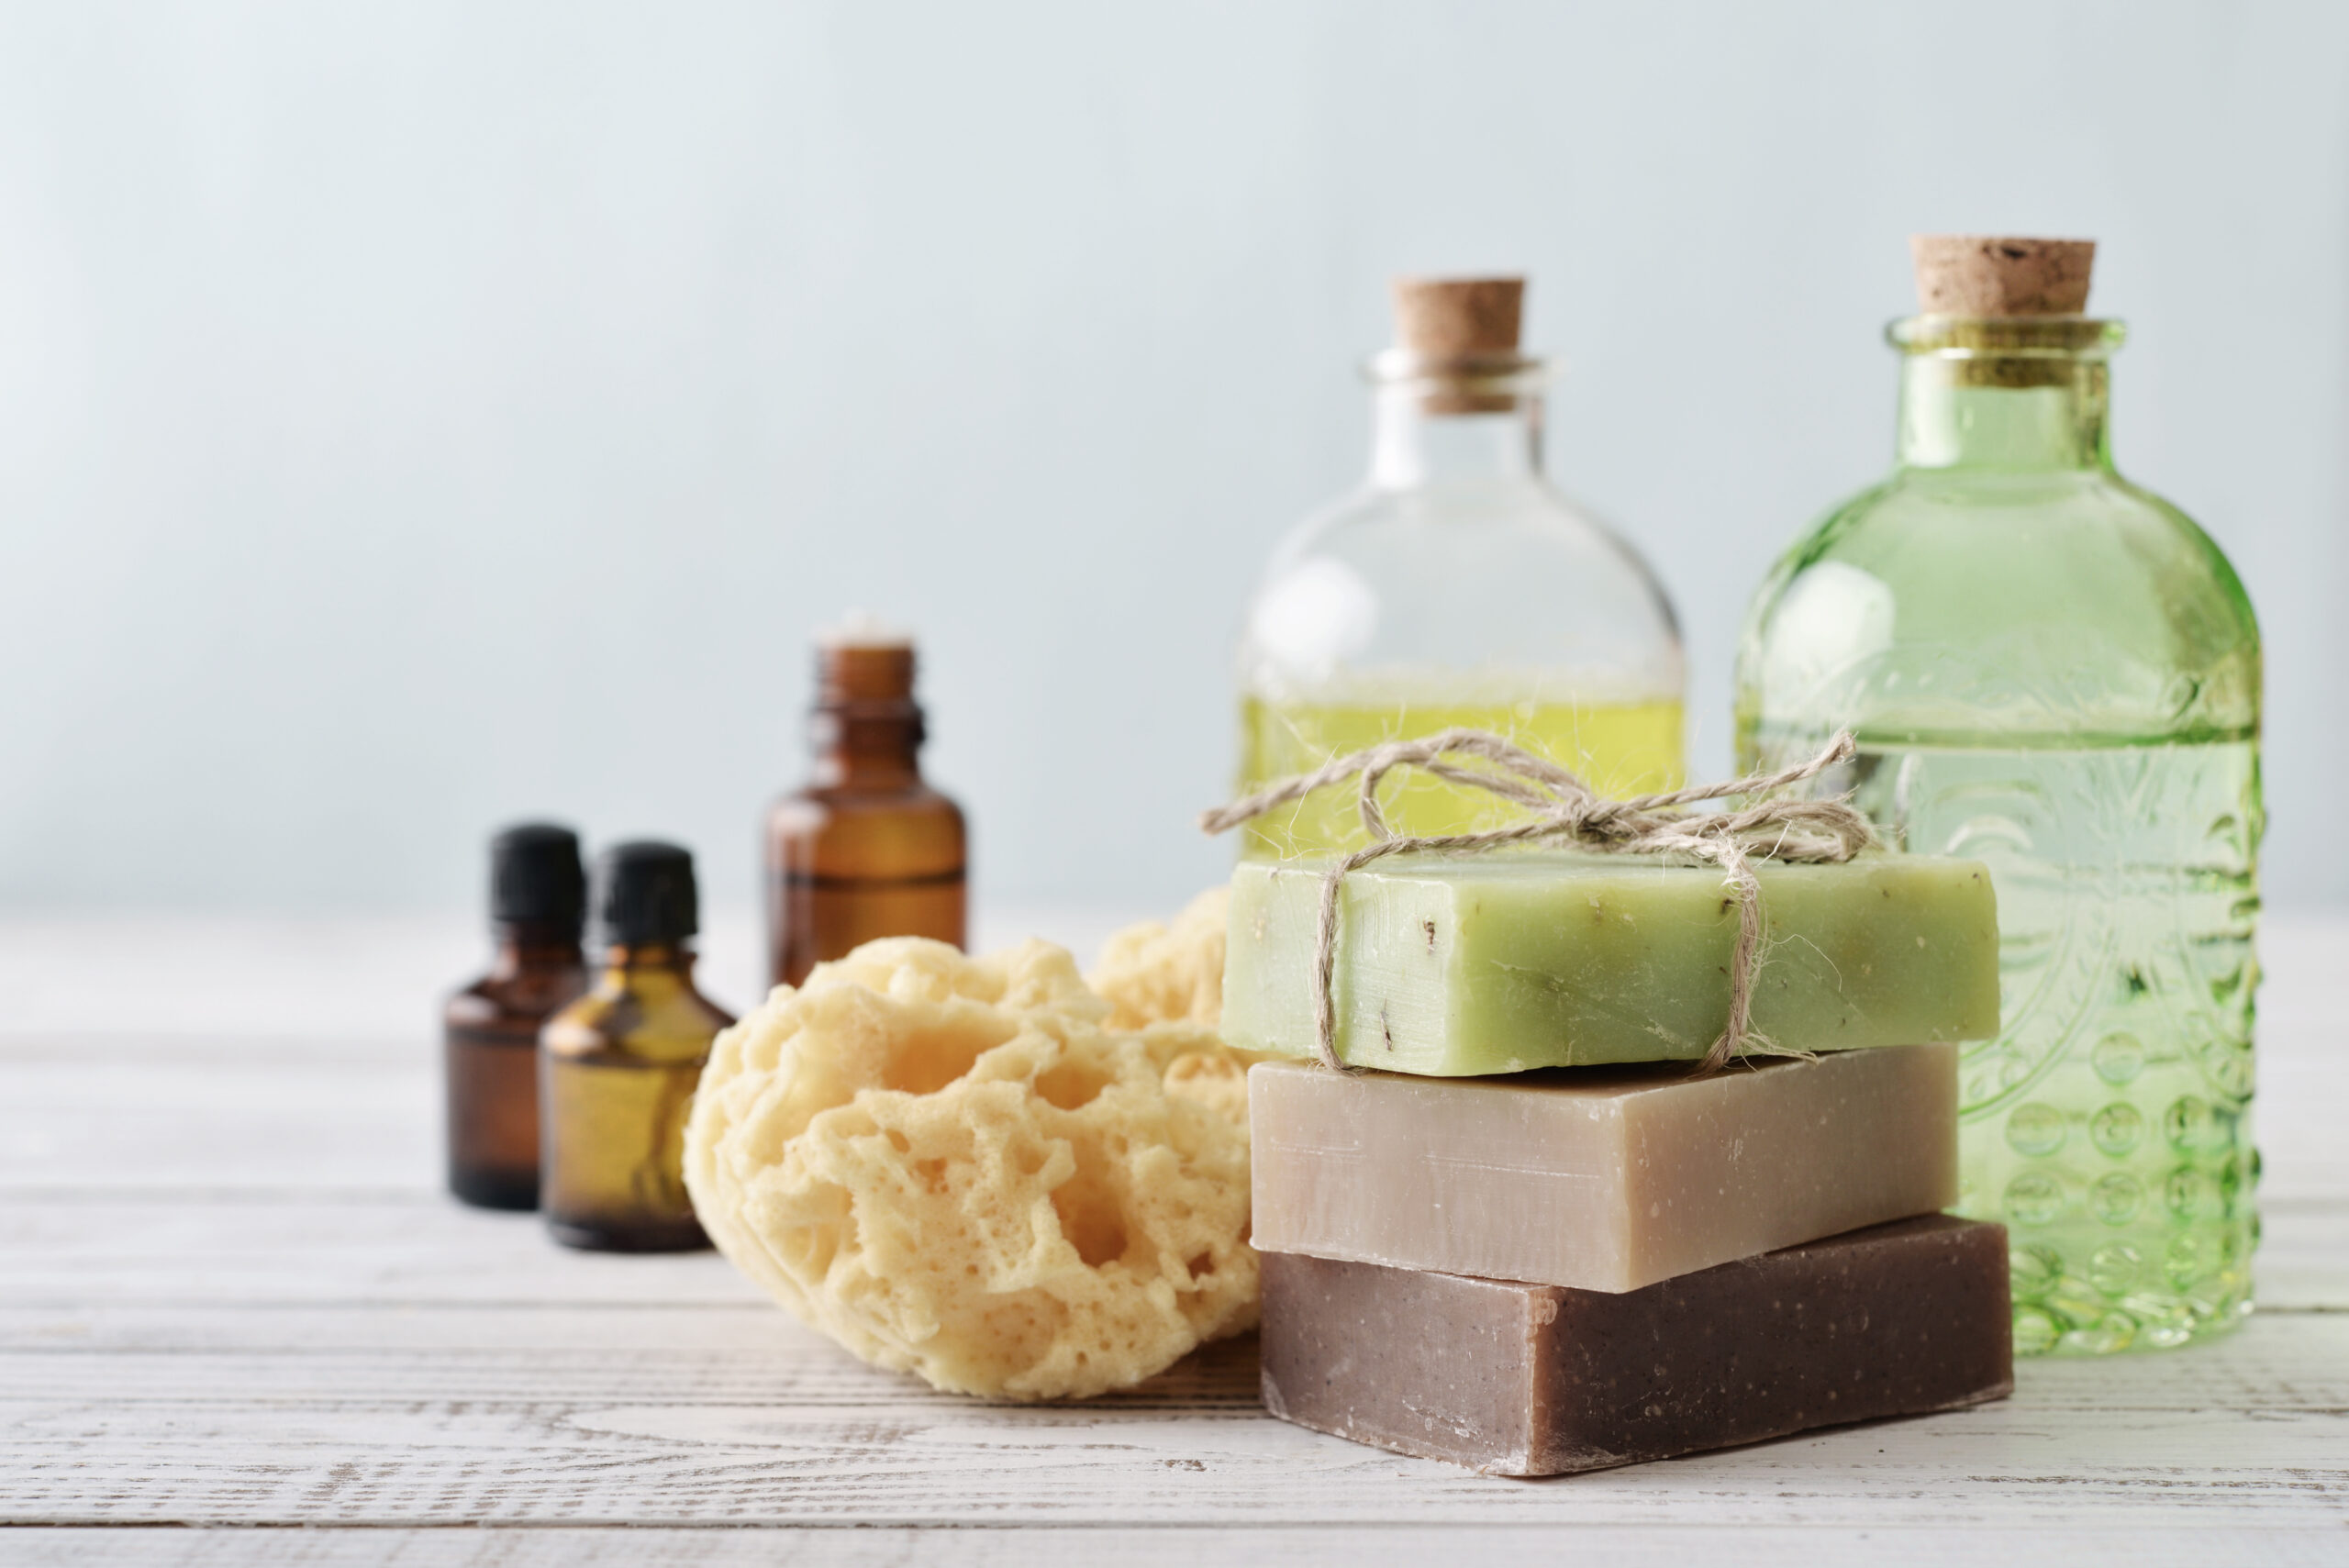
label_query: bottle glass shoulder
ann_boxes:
[1738,468,2260,747]
[1240,479,1683,701]
[540,970,732,1065]
[444,958,588,1037]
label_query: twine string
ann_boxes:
[1199,728,1869,1074]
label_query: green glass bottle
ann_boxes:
[1735,237,2262,1356]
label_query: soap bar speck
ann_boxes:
[1251,1044,1958,1293]
[1222,851,1998,1073]
[1260,1214,2013,1476]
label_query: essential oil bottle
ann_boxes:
[1234,276,1685,858]
[540,841,733,1251]
[764,625,967,989]
[443,823,588,1210]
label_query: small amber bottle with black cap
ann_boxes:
[539,840,733,1251]
[764,624,967,988]
[443,823,588,1210]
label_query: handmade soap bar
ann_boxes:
[1252,1044,1956,1292]
[1222,851,1997,1073]
[1261,1214,2012,1476]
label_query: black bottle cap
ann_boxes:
[488,823,585,932]
[594,840,699,946]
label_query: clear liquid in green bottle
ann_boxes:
[1768,732,2260,1352]
[1736,265,2264,1356]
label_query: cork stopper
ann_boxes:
[1391,276,1525,359]
[816,612,915,704]
[1910,236,2096,316]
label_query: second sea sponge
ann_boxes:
[1091,884,1230,1029]
[683,937,1255,1401]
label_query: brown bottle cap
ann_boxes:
[1910,236,2096,316]
[1392,276,1525,358]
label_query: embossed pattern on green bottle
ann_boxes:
[1838,738,2259,1353]
[1735,296,2265,1356]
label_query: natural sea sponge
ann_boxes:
[1090,884,1230,1029]
[683,936,1256,1401]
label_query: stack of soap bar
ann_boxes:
[1234,844,2011,1472]
[1261,1215,2013,1476]
[1224,851,2000,1073]
[1251,1045,1958,1292]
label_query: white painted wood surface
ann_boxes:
[3,911,2344,1564]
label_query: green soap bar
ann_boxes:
[1222,851,1998,1074]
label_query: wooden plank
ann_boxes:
[6,1526,2347,1568]
[0,909,1156,1195]
[6,1307,2336,1412]
[1,914,2338,1201]
[2,1316,2345,1529]
[2256,919,2349,1204]
[0,906,1148,1044]
[0,1314,1259,1407]
[7,1007,2341,1204]
[2260,1195,2349,1311]
[2248,917,2349,1206]
[0,1304,2343,1409]
[6,1191,2341,1310]
[0,1195,763,1307]
[0,914,483,1042]
[1,913,2341,1547]
[4,1397,2343,1528]
[0,1040,435,1195]
[6,1030,2343,1215]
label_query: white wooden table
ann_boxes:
[4,909,2345,1565]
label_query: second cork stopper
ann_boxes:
[1392,276,1525,359]
[817,614,917,706]
[1911,236,2095,317]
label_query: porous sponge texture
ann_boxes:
[684,937,1256,1401]
[1091,884,1230,1030]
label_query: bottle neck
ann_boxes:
[597,941,696,984]
[1890,318,2121,474]
[1369,385,1543,488]
[489,923,583,978]
[809,707,924,787]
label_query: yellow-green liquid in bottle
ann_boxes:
[1237,694,1686,859]
[1236,280,1687,865]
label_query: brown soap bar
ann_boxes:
[1261,1214,2011,1476]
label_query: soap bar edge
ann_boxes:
[1251,1044,1959,1293]
[1260,1216,2015,1477]
[1223,851,2002,1072]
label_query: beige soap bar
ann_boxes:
[1251,1043,1957,1293]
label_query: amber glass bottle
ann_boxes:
[540,841,733,1251]
[764,631,967,988]
[443,823,587,1210]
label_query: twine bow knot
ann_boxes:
[1199,728,1871,1074]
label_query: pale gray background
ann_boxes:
[3,0,2343,917]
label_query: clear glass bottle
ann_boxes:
[1237,276,1684,858]
[1735,238,2262,1355]
[540,840,734,1251]
[443,823,588,1209]
[764,628,966,989]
